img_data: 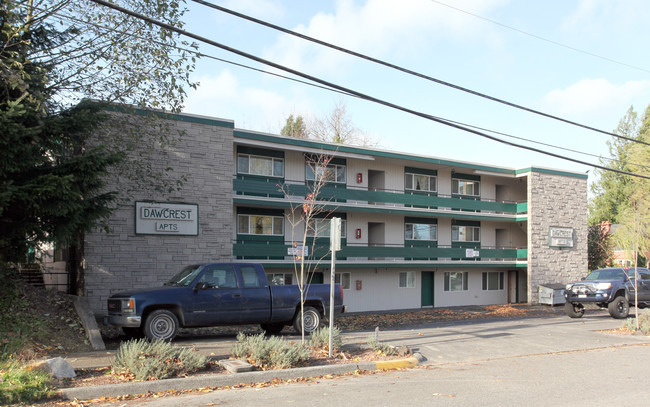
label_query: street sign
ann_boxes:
[330,217,341,252]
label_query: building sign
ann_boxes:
[548,226,574,248]
[465,249,480,258]
[288,246,309,257]
[135,202,198,235]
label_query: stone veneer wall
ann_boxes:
[526,171,588,304]
[84,114,234,315]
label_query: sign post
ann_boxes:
[329,217,341,358]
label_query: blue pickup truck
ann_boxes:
[106,263,345,341]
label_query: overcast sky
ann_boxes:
[181,0,650,179]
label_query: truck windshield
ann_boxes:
[165,265,203,287]
[585,268,626,280]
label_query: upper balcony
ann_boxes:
[233,177,528,222]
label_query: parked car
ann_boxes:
[564,267,650,319]
[106,263,345,340]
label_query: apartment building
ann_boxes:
[83,110,588,316]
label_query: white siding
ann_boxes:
[327,268,421,312]
[434,270,508,307]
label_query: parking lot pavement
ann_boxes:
[343,311,650,366]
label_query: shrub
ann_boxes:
[112,339,207,380]
[309,326,342,352]
[624,311,650,335]
[366,335,397,356]
[0,360,53,405]
[231,332,311,369]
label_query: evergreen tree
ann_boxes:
[1,5,122,265]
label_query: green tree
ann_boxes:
[281,100,377,146]
[588,107,639,225]
[1,4,122,267]
[281,114,307,138]
[611,106,650,328]
[587,223,612,271]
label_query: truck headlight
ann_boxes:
[121,298,135,314]
[595,283,612,290]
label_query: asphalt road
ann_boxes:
[95,311,650,406]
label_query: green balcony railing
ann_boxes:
[233,178,526,214]
[233,241,527,261]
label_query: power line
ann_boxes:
[429,0,650,74]
[189,0,650,147]
[87,0,650,180]
[42,4,649,171]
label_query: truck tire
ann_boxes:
[143,309,179,341]
[608,296,629,319]
[293,306,321,334]
[260,323,285,335]
[564,302,584,318]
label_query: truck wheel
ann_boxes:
[608,296,629,319]
[564,302,584,318]
[260,323,285,335]
[143,310,179,341]
[293,306,321,334]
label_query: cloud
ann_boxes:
[263,0,508,75]
[540,78,650,118]
[183,70,316,132]
[219,0,285,21]
[563,0,648,35]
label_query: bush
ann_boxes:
[366,335,397,356]
[0,360,53,405]
[309,326,342,352]
[231,332,311,369]
[112,339,207,380]
[624,311,650,334]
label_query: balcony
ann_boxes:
[233,177,527,221]
[233,240,527,268]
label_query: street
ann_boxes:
[101,311,650,406]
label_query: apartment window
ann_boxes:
[452,179,480,196]
[268,273,293,285]
[335,272,351,290]
[399,272,416,288]
[306,163,346,183]
[238,214,284,235]
[482,272,504,291]
[405,223,437,241]
[405,173,437,192]
[444,271,468,291]
[238,154,284,177]
[307,218,347,238]
[452,225,480,242]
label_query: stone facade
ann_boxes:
[83,114,235,314]
[526,170,588,303]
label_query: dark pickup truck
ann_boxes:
[106,263,345,340]
[564,267,650,319]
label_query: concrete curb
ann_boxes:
[58,353,425,401]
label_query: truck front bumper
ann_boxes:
[564,291,611,303]
[105,315,142,328]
